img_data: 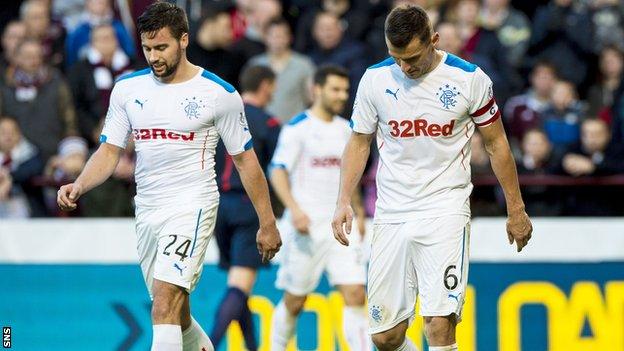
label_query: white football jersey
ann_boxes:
[351,51,500,223]
[270,110,351,217]
[101,68,252,208]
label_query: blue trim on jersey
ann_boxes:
[244,138,253,151]
[287,112,308,125]
[99,134,107,143]
[267,162,287,178]
[190,208,203,258]
[368,57,395,69]
[444,53,477,72]
[349,119,354,129]
[201,70,235,93]
[115,68,151,83]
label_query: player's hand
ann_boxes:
[507,209,532,252]
[256,221,282,263]
[57,182,83,211]
[332,203,354,246]
[291,206,311,235]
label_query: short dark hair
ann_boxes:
[313,65,349,86]
[239,65,276,93]
[385,5,432,48]
[532,59,558,78]
[137,1,188,40]
[267,17,291,32]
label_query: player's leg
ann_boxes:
[414,215,470,350]
[367,222,420,351]
[180,296,214,351]
[271,291,307,351]
[151,279,188,350]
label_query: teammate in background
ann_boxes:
[269,65,371,351]
[57,3,281,351]
[210,65,281,350]
[332,5,532,351]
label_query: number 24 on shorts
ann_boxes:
[163,234,192,261]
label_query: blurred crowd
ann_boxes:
[0,0,623,218]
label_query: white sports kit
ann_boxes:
[101,68,252,295]
[351,52,499,333]
[270,111,367,295]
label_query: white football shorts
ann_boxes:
[275,214,367,296]
[367,215,470,334]
[135,204,218,297]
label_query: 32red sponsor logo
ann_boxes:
[133,129,195,141]
[388,119,455,138]
[311,157,341,167]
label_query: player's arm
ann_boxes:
[269,166,310,234]
[351,181,367,238]
[57,143,123,211]
[232,149,281,261]
[478,119,533,252]
[332,131,374,246]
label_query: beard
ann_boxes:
[323,99,346,116]
[150,49,182,78]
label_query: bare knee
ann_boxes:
[284,292,307,316]
[424,315,456,346]
[371,320,408,351]
[338,284,366,306]
[151,279,188,325]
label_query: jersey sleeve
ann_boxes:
[350,72,378,134]
[269,125,302,173]
[100,84,132,148]
[469,68,501,127]
[214,90,253,155]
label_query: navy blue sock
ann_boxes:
[210,287,257,349]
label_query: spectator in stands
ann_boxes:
[309,11,369,110]
[587,45,624,121]
[45,136,87,183]
[542,80,586,148]
[516,128,563,215]
[65,0,135,68]
[20,0,66,69]
[452,0,518,104]
[249,18,315,123]
[230,0,282,67]
[436,21,464,56]
[480,0,531,69]
[68,24,134,145]
[0,21,27,78]
[0,116,46,217]
[528,0,593,88]
[0,39,78,163]
[186,4,243,87]
[588,0,624,53]
[504,61,558,147]
[294,0,370,54]
[211,65,281,350]
[561,118,624,215]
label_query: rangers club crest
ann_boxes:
[369,304,384,323]
[181,97,206,119]
[436,84,460,109]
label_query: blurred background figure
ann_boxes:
[542,80,586,148]
[0,39,78,163]
[211,65,281,351]
[309,11,368,111]
[64,0,135,68]
[0,21,27,79]
[588,0,624,53]
[0,116,45,218]
[561,118,624,215]
[480,0,531,69]
[516,128,563,216]
[68,23,135,146]
[20,0,66,69]
[187,4,242,88]
[504,60,558,149]
[587,45,624,121]
[231,0,282,67]
[249,18,315,123]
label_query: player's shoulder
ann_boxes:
[198,68,236,94]
[364,57,396,78]
[284,111,311,129]
[114,67,152,88]
[440,53,488,81]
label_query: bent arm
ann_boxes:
[74,143,123,193]
[232,149,276,226]
[269,167,300,212]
